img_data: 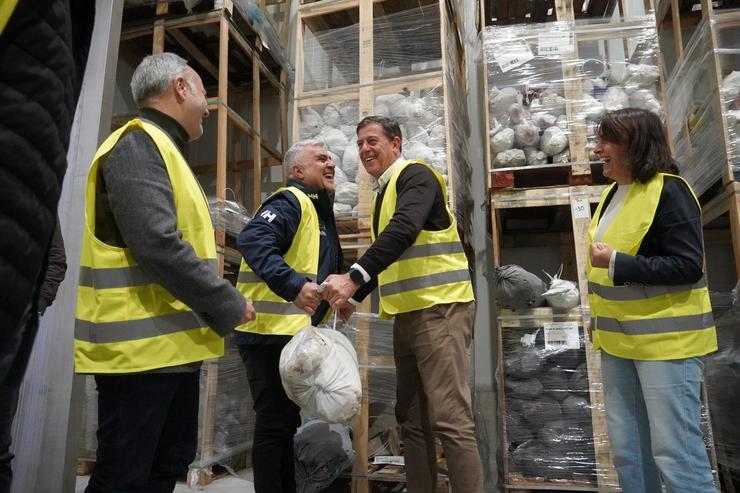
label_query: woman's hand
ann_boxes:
[590,242,614,268]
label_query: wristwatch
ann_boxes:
[348,266,366,286]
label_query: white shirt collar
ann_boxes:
[374,156,405,192]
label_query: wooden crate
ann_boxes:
[490,185,619,491]
[292,0,470,228]
[482,9,670,191]
[78,0,289,483]
[660,2,740,278]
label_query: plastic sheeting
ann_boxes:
[191,337,255,475]
[295,3,471,223]
[500,324,612,487]
[483,15,663,170]
[706,282,740,489]
[666,19,731,196]
[208,197,250,237]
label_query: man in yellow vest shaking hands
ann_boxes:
[321,116,483,493]
[234,139,353,493]
[74,53,255,492]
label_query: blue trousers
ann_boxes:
[601,352,716,493]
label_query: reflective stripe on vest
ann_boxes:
[586,173,716,360]
[235,187,319,335]
[74,119,223,373]
[79,260,219,289]
[373,160,474,319]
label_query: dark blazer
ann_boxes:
[598,175,704,287]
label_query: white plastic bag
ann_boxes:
[279,325,362,423]
[542,266,580,309]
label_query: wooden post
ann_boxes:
[253,40,263,211]
[152,1,168,53]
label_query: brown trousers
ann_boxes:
[393,300,483,493]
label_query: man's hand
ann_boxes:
[590,242,614,269]
[337,300,356,323]
[320,274,359,309]
[240,300,256,324]
[294,281,321,315]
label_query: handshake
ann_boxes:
[293,273,360,323]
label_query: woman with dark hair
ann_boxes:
[587,108,717,492]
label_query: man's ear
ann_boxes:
[173,76,189,102]
[292,164,304,180]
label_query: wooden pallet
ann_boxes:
[490,183,618,490]
[491,162,607,190]
[482,0,670,195]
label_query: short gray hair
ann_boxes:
[131,52,195,106]
[284,139,326,179]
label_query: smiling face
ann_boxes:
[293,144,335,193]
[594,137,632,184]
[356,123,401,179]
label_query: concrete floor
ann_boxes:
[75,469,256,492]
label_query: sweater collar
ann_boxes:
[287,178,335,220]
[138,107,189,153]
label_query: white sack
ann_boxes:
[279,326,362,424]
[540,126,568,156]
[492,128,515,154]
[335,182,358,206]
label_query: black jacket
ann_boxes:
[599,175,704,286]
[38,220,67,315]
[0,0,93,386]
[236,180,342,345]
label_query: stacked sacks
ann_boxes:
[495,264,579,310]
[488,62,663,168]
[297,92,448,217]
[504,329,596,482]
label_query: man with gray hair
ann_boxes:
[234,139,354,493]
[75,53,255,492]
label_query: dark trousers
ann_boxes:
[239,344,301,493]
[85,371,200,493]
[0,386,19,493]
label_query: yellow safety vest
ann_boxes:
[0,0,18,35]
[235,186,320,335]
[373,160,474,320]
[74,119,223,373]
[587,173,717,360]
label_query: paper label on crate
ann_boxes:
[493,40,534,73]
[538,32,575,55]
[544,322,580,350]
[373,456,405,466]
[571,198,590,219]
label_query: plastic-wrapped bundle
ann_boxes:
[705,281,740,483]
[483,15,663,168]
[494,148,526,168]
[494,264,547,309]
[208,197,250,237]
[279,326,362,423]
[294,419,356,493]
[335,182,358,207]
[491,128,515,154]
[191,338,255,476]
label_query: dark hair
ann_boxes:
[596,108,679,183]
[356,115,403,151]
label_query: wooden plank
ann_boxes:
[253,39,263,212]
[729,186,740,279]
[169,28,220,82]
[492,185,606,209]
[351,2,373,492]
[152,1,168,53]
[671,0,684,62]
[121,12,220,42]
[439,0,455,213]
[191,157,282,175]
